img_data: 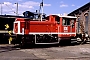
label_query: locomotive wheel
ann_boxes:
[20,36,25,48]
[20,40,24,48]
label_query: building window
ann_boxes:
[77,17,80,33]
[55,16,60,24]
[85,15,88,33]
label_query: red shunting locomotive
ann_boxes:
[13,11,77,46]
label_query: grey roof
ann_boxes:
[68,2,90,16]
[0,15,24,18]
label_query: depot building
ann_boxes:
[68,2,90,36]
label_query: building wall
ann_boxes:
[68,3,90,36]
[75,11,85,34]
[88,7,90,36]
[68,2,90,35]
[76,10,90,34]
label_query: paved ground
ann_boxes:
[0,43,90,60]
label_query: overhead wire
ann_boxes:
[4,4,16,14]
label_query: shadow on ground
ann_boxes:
[13,42,85,49]
[0,45,20,53]
[0,42,89,52]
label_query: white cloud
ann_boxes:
[60,4,68,7]
[60,1,64,3]
[71,4,75,6]
[44,4,51,6]
[17,0,22,1]
[18,4,34,9]
[1,1,51,15]
[3,2,12,5]
[22,1,51,7]
[60,1,68,8]
[22,1,39,6]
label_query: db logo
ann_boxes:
[64,27,68,32]
[64,27,68,30]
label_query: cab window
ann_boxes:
[62,18,70,25]
[55,16,60,24]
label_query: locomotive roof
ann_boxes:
[58,15,77,18]
[48,15,77,18]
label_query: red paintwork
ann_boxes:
[13,15,76,38]
[29,21,57,32]
[58,17,76,37]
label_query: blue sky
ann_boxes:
[0,0,90,16]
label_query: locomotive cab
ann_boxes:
[57,16,77,44]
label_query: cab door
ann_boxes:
[61,18,75,37]
[59,17,71,37]
[62,18,70,33]
[24,19,30,34]
[13,21,20,34]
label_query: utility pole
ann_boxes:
[40,0,43,21]
[0,3,3,15]
[41,0,43,21]
[15,2,18,16]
